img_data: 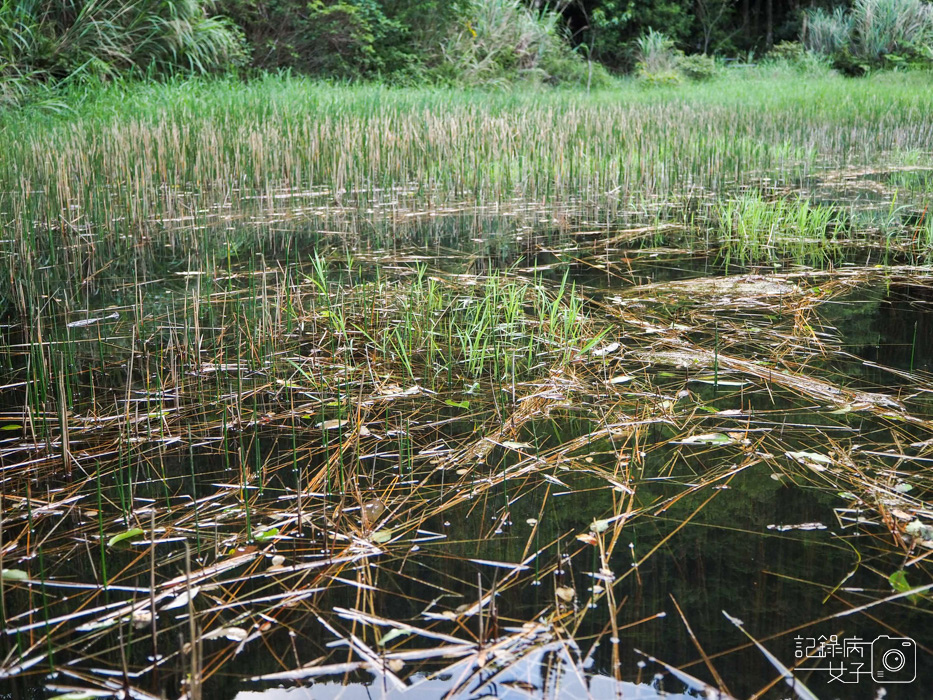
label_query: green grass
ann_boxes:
[0,71,931,318]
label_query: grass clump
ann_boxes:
[715,191,847,265]
[634,29,721,85]
[0,0,245,106]
[441,0,597,87]
[805,0,933,71]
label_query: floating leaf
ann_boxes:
[361,499,386,529]
[107,528,144,547]
[889,570,921,604]
[555,586,575,602]
[378,627,413,646]
[499,441,530,450]
[607,375,634,385]
[904,520,933,542]
[0,424,22,431]
[316,419,349,430]
[254,527,279,542]
[592,342,621,357]
[163,587,200,610]
[786,451,833,466]
[894,482,913,494]
[445,399,470,409]
[202,626,249,642]
[1,569,28,581]
[371,529,393,544]
[590,518,611,534]
[672,433,733,446]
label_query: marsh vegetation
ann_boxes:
[0,76,932,699]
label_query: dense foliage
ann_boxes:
[804,0,933,71]
[0,0,244,106]
[1,0,932,105]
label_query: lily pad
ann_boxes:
[378,627,413,646]
[785,451,833,466]
[889,570,922,604]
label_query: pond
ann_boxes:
[1,160,932,700]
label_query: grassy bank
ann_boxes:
[2,72,932,314]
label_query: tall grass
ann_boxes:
[805,0,933,66]
[804,7,853,56]
[0,74,929,320]
[851,0,933,61]
[0,0,243,105]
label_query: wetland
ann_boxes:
[0,76,932,699]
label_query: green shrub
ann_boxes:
[769,41,806,62]
[635,28,681,76]
[804,7,853,56]
[804,0,933,71]
[0,0,245,107]
[851,0,933,63]
[677,53,718,81]
[442,0,592,87]
[215,0,411,79]
[637,69,682,87]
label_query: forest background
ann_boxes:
[2,0,933,108]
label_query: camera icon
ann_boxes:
[872,636,916,683]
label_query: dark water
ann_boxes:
[1,199,932,700]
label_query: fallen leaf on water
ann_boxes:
[592,342,621,357]
[499,440,531,450]
[607,375,634,385]
[590,518,611,534]
[202,626,249,642]
[361,499,386,529]
[1,569,28,581]
[254,527,279,542]
[555,586,575,602]
[316,419,349,430]
[785,451,833,470]
[672,433,733,446]
[371,529,393,544]
[378,627,413,646]
[162,587,200,610]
